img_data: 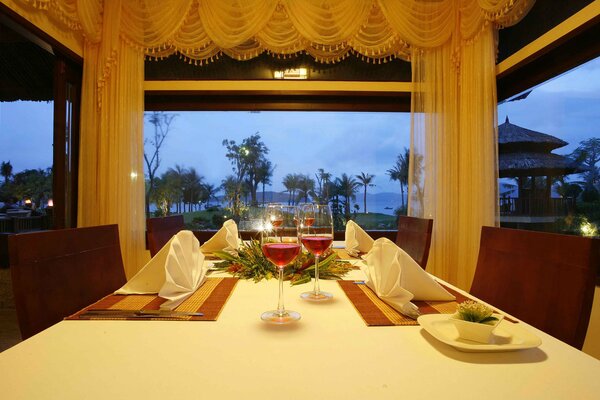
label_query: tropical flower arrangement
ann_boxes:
[453,300,499,325]
[213,240,352,285]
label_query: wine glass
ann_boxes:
[300,203,315,231]
[265,203,284,230]
[238,206,263,242]
[261,204,301,324]
[299,204,334,301]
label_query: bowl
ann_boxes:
[451,314,504,343]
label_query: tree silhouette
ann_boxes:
[296,174,316,204]
[144,112,177,217]
[356,172,375,213]
[387,147,410,210]
[315,168,332,204]
[1,161,13,185]
[282,173,300,205]
[223,133,269,208]
[202,183,218,208]
[255,159,274,205]
[159,165,187,213]
[335,173,360,220]
[182,167,204,212]
[571,138,600,191]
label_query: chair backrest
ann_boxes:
[470,226,599,349]
[395,216,433,269]
[146,215,185,257]
[9,225,126,339]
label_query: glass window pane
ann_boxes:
[0,100,54,232]
[497,56,600,237]
[143,111,410,231]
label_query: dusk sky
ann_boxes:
[1,55,598,195]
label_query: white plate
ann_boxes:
[417,314,542,352]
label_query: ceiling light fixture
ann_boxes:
[273,68,308,80]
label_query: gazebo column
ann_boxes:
[546,175,553,215]
[517,176,524,214]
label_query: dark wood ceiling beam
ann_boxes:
[145,90,410,112]
[497,4,600,102]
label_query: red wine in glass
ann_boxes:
[262,243,301,268]
[301,236,332,256]
[261,204,301,324]
[300,204,334,302]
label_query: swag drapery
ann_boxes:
[11,0,534,287]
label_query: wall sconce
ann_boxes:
[47,199,54,208]
[273,68,308,80]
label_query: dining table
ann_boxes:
[1,243,599,399]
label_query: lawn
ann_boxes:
[179,209,397,230]
[353,212,397,230]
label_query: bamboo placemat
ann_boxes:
[67,277,238,321]
[338,280,472,326]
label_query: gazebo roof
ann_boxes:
[498,116,568,153]
[498,152,584,178]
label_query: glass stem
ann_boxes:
[277,268,285,317]
[314,255,320,295]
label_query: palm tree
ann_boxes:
[1,161,12,185]
[165,164,186,213]
[387,147,410,210]
[202,183,218,208]
[315,168,332,203]
[182,168,204,212]
[356,172,375,213]
[255,159,275,205]
[282,173,300,205]
[335,173,360,220]
[296,174,316,204]
[221,175,238,210]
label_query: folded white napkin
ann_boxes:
[345,220,374,257]
[363,238,454,317]
[115,230,207,310]
[199,219,239,255]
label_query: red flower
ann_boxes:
[227,264,242,273]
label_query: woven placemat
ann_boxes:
[338,280,473,326]
[67,277,238,321]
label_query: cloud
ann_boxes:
[152,111,410,193]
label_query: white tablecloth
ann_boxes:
[1,256,599,399]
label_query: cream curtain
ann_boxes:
[405,0,533,289]
[77,0,146,278]
[10,0,534,284]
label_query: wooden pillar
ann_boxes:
[546,175,552,215]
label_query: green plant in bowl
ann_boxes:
[452,301,504,343]
[455,301,499,325]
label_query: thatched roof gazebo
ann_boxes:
[498,116,583,218]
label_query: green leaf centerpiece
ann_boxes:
[212,240,353,285]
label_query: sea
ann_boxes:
[151,191,404,216]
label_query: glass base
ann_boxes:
[300,291,333,301]
[261,310,301,324]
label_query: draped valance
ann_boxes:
[23,0,532,64]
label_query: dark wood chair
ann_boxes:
[470,226,599,349]
[147,215,184,257]
[395,216,433,269]
[9,225,126,339]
